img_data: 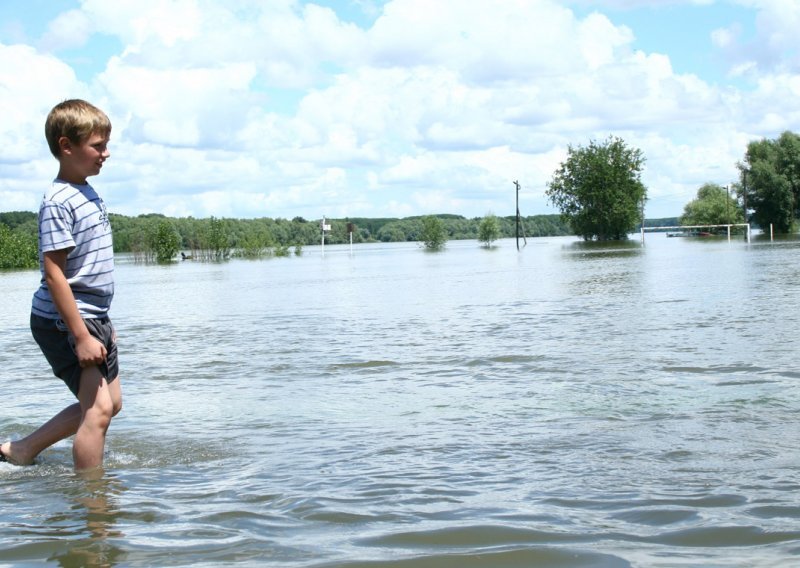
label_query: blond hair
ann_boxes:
[45,99,111,158]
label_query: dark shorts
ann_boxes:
[30,314,119,397]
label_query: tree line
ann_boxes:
[0,211,571,267]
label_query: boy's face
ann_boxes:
[58,132,110,184]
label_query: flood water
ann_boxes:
[2,234,799,567]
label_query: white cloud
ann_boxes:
[711,25,736,49]
[98,57,258,147]
[2,0,799,221]
[39,9,93,51]
[0,43,87,164]
[712,0,800,75]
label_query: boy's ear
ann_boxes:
[58,136,72,155]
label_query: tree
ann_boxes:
[420,215,446,250]
[546,136,647,240]
[478,213,500,247]
[206,216,231,260]
[738,131,800,233]
[150,219,181,263]
[680,183,744,226]
[0,224,38,269]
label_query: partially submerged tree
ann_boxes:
[738,131,800,233]
[546,136,647,240]
[680,183,744,226]
[420,215,446,250]
[151,219,182,263]
[478,213,500,247]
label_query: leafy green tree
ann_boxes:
[150,219,181,263]
[680,183,744,226]
[377,223,406,242]
[0,211,37,230]
[546,136,647,240]
[206,216,231,260]
[420,215,446,250]
[225,218,273,258]
[0,224,38,270]
[478,213,500,247]
[738,131,800,233]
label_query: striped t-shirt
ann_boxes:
[31,180,114,319]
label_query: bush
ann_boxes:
[0,224,38,270]
[151,219,181,263]
[420,215,447,250]
[478,213,500,247]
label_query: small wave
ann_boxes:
[662,364,768,374]
[330,361,398,370]
[747,505,800,520]
[314,546,630,567]
[649,525,800,547]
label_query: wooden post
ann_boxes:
[347,222,355,255]
[514,180,521,251]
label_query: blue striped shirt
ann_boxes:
[31,180,115,319]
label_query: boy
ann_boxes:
[1,99,122,471]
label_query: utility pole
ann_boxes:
[514,180,521,251]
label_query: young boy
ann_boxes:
[0,99,122,471]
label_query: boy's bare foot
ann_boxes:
[0,442,13,464]
[0,441,32,466]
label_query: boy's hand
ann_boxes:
[75,334,107,367]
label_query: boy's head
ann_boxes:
[45,99,111,159]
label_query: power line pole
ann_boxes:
[514,180,521,251]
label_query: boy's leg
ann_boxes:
[1,404,82,465]
[73,365,116,471]
[1,373,121,467]
[3,316,123,467]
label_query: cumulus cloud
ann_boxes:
[0,44,87,160]
[39,9,94,51]
[711,0,800,76]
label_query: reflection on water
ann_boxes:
[2,236,800,566]
[0,468,126,567]
[53,471,126,567]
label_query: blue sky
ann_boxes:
[1,0,799,220]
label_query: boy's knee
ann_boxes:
[84,404,113,431]
[84,391,115,427]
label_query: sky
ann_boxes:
[1,0,799,221]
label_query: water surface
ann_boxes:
[2,235,799,567]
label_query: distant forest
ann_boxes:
[0,210,679,254]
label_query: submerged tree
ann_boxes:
[546,136,647,240]
[680,183,744,227]
[206,216,231,260]
[420,215,447,250]
[738,131,800,233]
[478,213,500,247]
[150,219,181,263]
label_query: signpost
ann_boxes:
[347,222,355,255]
[321,216,331,256]
[514,180,527,251]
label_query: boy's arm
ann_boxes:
[43,249,107,368]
